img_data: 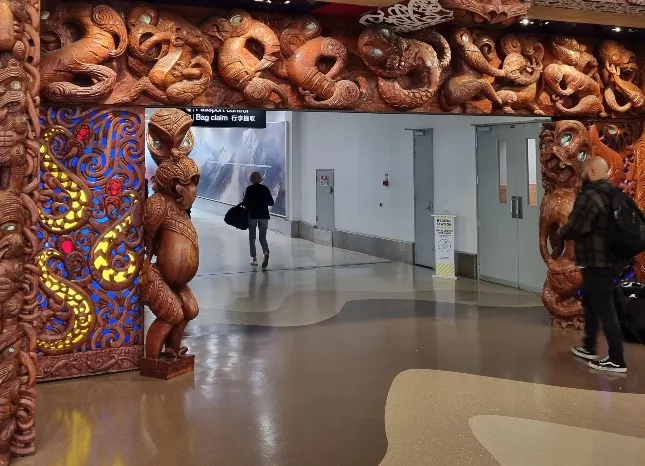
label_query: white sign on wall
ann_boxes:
[432,215,456,280]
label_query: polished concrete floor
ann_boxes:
[21,208,645,465]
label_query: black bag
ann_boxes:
[607,188,645,260]
[616,282,645,345]
[225,204,248,230]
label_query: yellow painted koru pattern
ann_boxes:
[37,249,95,354]
[92,194,139,286]
[39,128,90,233]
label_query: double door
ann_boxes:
[476,123,545,292]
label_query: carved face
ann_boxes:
[599,41,637,80]
[540,121,591,191]
[358,27,402,71]
[147,108,195,165]
[440,0,531,27]
[0,58,27,169]
[154,157,200,210]
[0,191,24,260]
[280,17,322,56]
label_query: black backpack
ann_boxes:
[606,188,645,260]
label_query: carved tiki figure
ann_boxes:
[539,121,591,328]
[598,40,645,115]
[117,5,214,104]
[39,4,127,103]
[142,109,200,362]
[543,37,606,116]
[0,0,39,461]
[357,25,451,110]
[274,17,365,110]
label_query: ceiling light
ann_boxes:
[544,21,550,25]
[520,18,530,25]
[612,26,621,32]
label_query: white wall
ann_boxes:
[292,112,539,254]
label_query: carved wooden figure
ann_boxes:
[140,108,200,380]
[276,17,365,110]
[440,27,504,113]
[543,36,606,116]
[39,3,127,102]
[0,0,40,463]
[116,5,214,104]
[205,10,288,108]
[598,41,645,115]
[439,0,531,27]
[539,121,592,329]
[358,25,451,110]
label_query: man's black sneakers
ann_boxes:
[571,346,598,361]
[589,357,627,373]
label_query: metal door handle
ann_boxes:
[427,201,433,211]
[511,196,517,219]
[329,186,334,195]
[517,196,523,219]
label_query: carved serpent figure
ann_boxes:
[40,4,127,102]
[276,17,364,110]
[598,40,645,114]
[116,5,214,104]
[358,26,450,110]
[142,109,200,360]
[543,37,606,116]
[539,121,590,328]
[495,34,545,115]
[204,10,288,108]
[440,28,504,113]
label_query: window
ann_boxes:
[526,139,537,207]
[498,139,508,204]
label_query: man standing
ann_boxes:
[560,156,627,373]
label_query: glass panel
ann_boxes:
[498,139,508,204]
[526,139,538,207]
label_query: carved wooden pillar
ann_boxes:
[0,0,40,463]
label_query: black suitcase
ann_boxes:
[616,282,645,345]
[224,204,248,230]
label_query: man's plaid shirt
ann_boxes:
[560,179,620,268]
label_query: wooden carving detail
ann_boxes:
[142,108,200,365]
[0,0,40,462]
[40,4,127,103]
[495,34,545,115]
[358,25,451,109]
[438,0,531,28]
[35,107,145,380]
[598,41,645,115]
[205,10,287,108]
[543,36,606,117]
[440,27,504,113]
[276,17,365,110]
[539,121,588,329]
[539,119,643,326]
[116,5,214,105]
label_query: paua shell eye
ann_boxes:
[1,223,16,231]
[560,132,573,147]
[304,22,317,32]
[577,151,587,163]
[370,48,383,58]
[230,15,243,26]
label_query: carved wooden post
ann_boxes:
[139,108,200,380]
[0,0,40,463]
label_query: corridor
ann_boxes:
[23,208,645,466]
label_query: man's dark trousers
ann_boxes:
[581,267,625,365]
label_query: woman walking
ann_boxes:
[243,171,274,269]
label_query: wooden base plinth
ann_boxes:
[139,355,195,380]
